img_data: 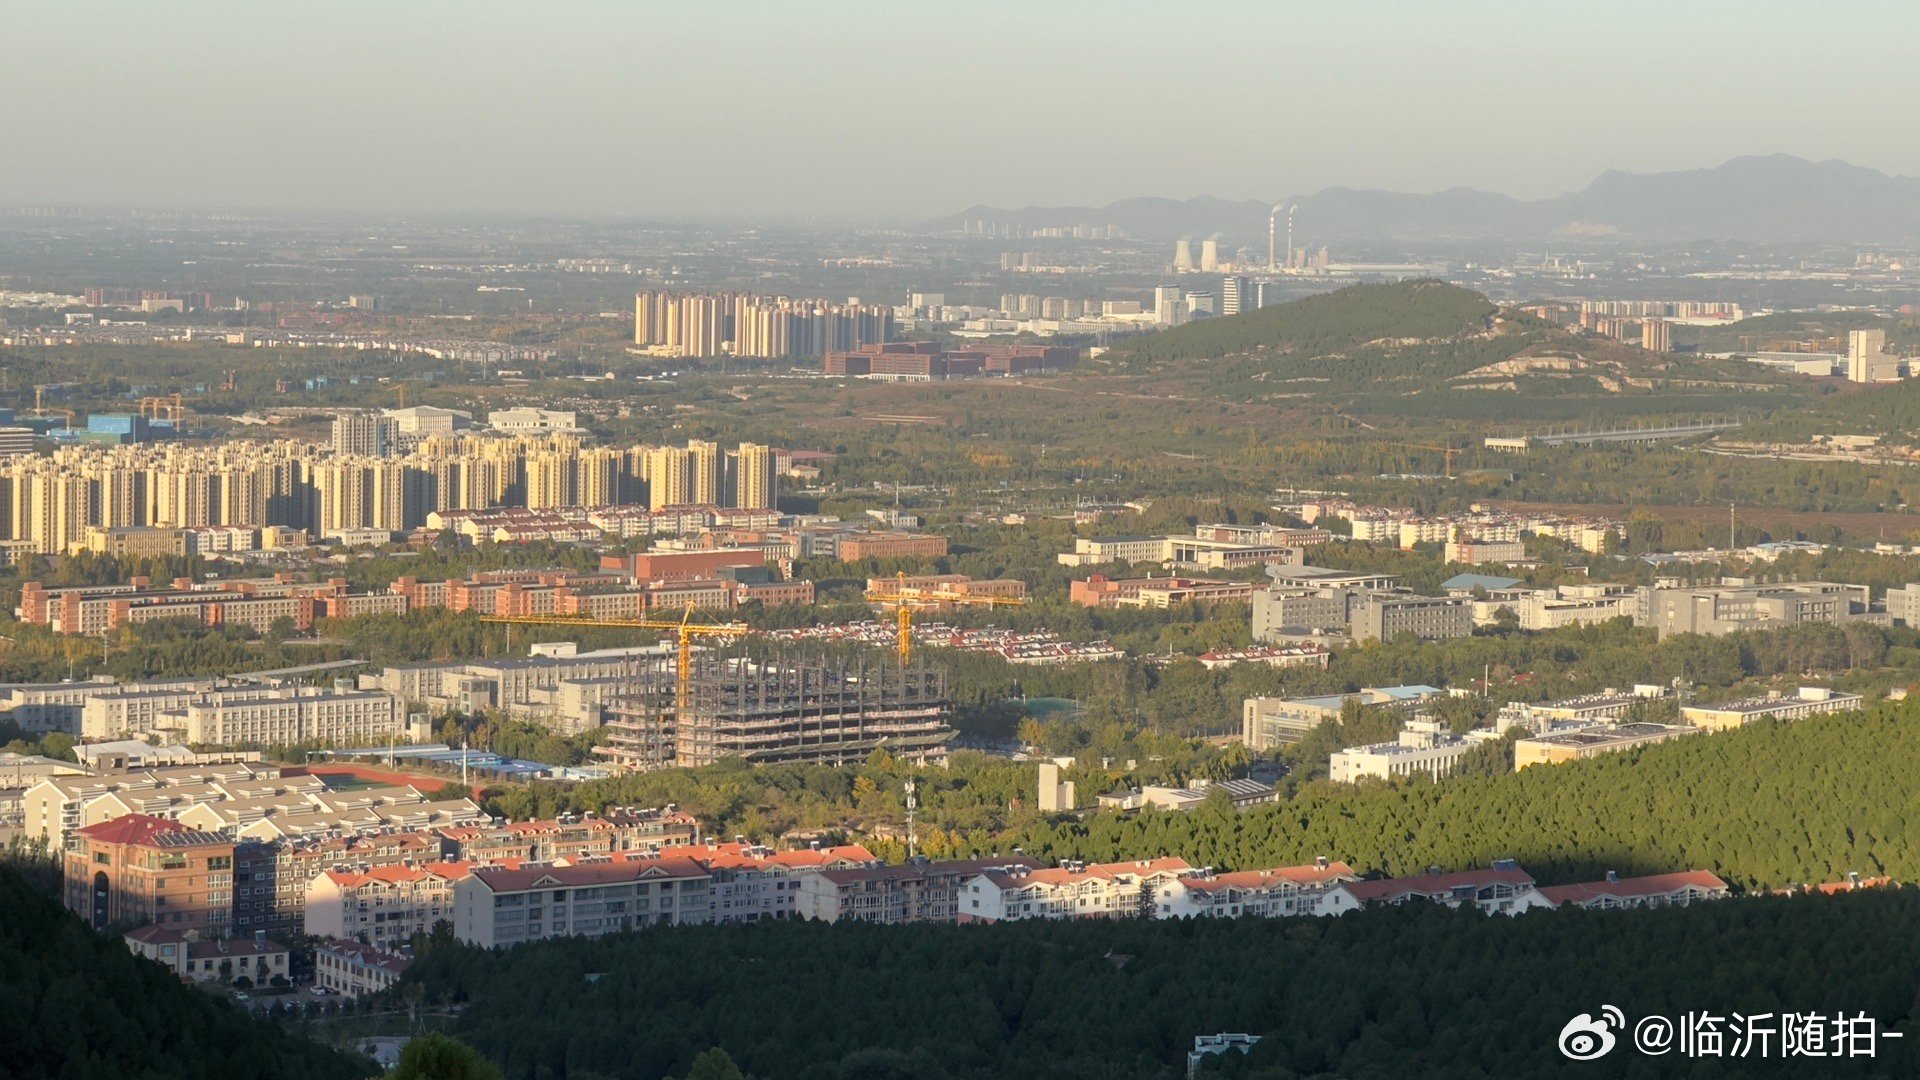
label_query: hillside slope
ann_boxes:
[1116,280,1496,366]
[0,867,372,1080]
[1096,281,1796,422]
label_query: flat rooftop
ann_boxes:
[1524,723,1695,748]
[1695,692,1862,715]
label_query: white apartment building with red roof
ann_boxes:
[451,854,713,947]
[1151,858,1362,920]
[656,841,879,923]
[303,860,492,949]
[958,857,1197,923]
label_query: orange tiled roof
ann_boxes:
[1183,861,1357,892]
[1538,870,1729,905]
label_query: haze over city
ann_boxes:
[9,4,1920,1079]
[5,0,1918,218]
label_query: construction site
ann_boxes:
[596,650,954,772]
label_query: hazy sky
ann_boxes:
[4,1,1916,220]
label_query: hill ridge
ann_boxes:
[936,155,1920,244]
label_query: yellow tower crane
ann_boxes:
[30,385,75,429]
[138,393,189,426]
[864,571,1028,666]
[477,603,752,710]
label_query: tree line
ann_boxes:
[0,865,372,1080]
[400,886,1920,1079]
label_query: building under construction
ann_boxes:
[597,650,952,772]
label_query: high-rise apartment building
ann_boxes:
[330,413,393,457]
[1154,285,1184,327]
[1640,319,1672,353]
[1220,276,1249,316]
[732,442,776,511]
[0,432,787,554]
[688,440,721,506]
[1848,328,1899,383]
[633,290,891,358]
[645,446,691,510]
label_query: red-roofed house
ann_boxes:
[63,813,236,934]
[959,858,1197,923]
[1344,861,1552,916]
[1151,859,1362,920]
[451,855,713,947]
[1538,870,1730,910]
[1812,873,1893,895]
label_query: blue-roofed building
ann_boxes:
[82,413,152,445]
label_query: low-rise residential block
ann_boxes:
[1512,722,1700,768]
[304,862,478,949]
[1679,686,1864,731]
[1537,870,1730,910]
[451,855,714,947]
[1344,861,1552,916]
[1330,717,1481,784]
[1151,859,1361,919]
[125,925,290,986]
[314,940,413,998]
[793,857,1039,925]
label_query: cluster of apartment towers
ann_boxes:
[0,420,777,555]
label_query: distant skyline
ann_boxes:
[4,1,1918,221]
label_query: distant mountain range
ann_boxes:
[936,156,1920,246]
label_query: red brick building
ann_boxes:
[64,814,236,934]
[617,548,768,582]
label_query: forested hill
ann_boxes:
[0,867,373,1080]
[1116,280,1497,366]
[1007,704,1920,891]
[1092,279,1796,421]
[407,890,1920,1079]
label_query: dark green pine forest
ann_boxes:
[0,867,373,1080]
[404,889,1920,1079]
